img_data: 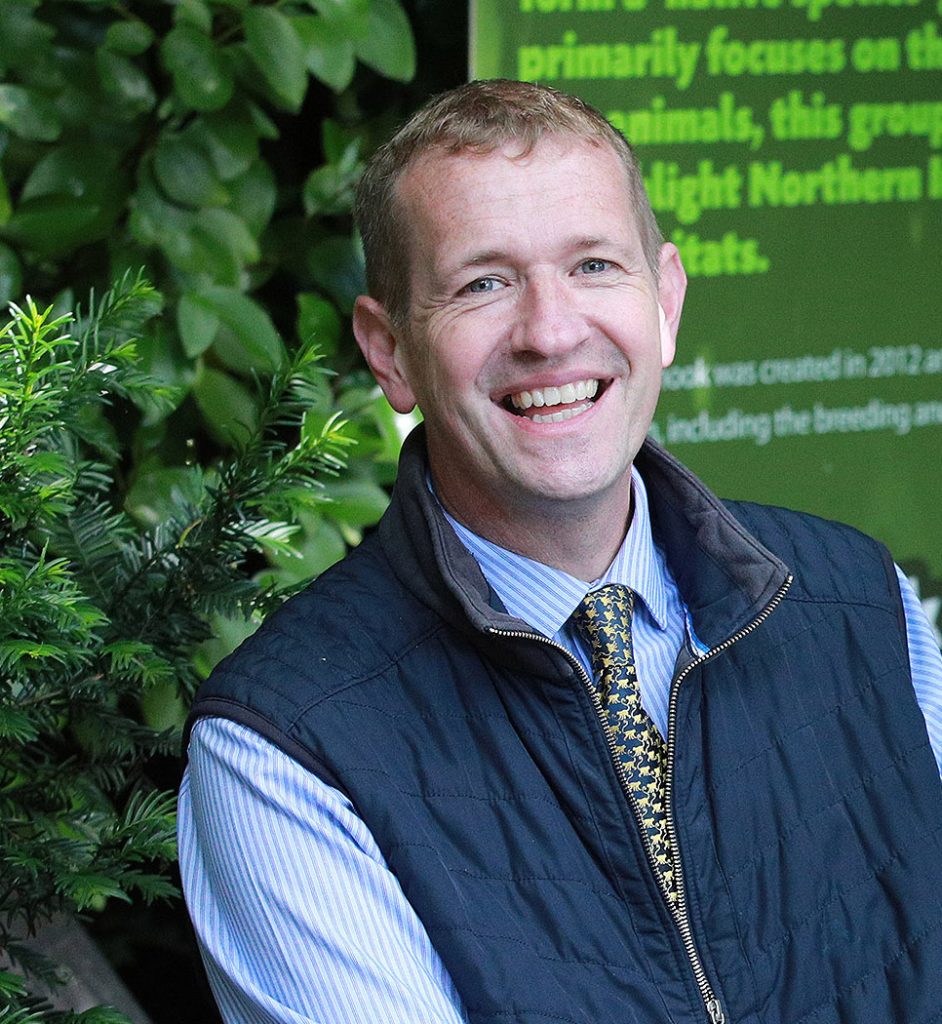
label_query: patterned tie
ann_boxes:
[573,585,678,903]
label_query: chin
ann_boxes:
[511,467,630,510]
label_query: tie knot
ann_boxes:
[573,584,636,673]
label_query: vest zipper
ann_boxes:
[487,571,791,1024]
[660,571,792,1024]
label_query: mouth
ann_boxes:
[502,378,607,424]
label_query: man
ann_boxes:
[179,80,942,1024]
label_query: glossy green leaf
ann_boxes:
[133,322,196,420]
[297,292,341,357]
[96,50,157,114]
[247,100,280,140]
[308,0,370,38]
[192,365,259,446]
[190,288,284,373]
[0,242,22,305]
[0,5,55,76]
[321,119,359,164]
[193,611,261,678]
[104,20,155,56]
[0,167,10,226]
[192,207,259,273]
[138,680,189,733]
[226,161,276,237]
[22,143,124,204]
[161,25,234,112]
[1,194,103,257]
[174,0,213,33]
[126,465,206,528]
[0,84,61,142]
[128,161,193,252]
[321,478,390,527]
[243,7,307,111]
[290,15,355,93]
[302,139,361,217]
[154,134,228,208]
[200,109,260,180]
[307,235,366,314]
[160,213,247,284]
[262,513,346,585]
[178,292,220,357]
[355,0,416,82]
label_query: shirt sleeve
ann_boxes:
[896,565,942,777]
[178,717,469,1024]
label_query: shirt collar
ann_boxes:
[438,468,672,639]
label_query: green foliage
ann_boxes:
[0,3,427,1017]
[0,0,416,515]
[0,276,356,1023]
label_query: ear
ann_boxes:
[655,242,687,369]
[352,295,418,414]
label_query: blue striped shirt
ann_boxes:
[439,469,707,738]
[179,472,942,1024]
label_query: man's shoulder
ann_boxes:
[189,529,442,727]
[723,498,900,610]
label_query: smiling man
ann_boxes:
[354,128,684,580]
[179,81,942,1024]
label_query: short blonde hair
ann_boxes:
[354,79,663,325]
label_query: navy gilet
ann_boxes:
[187,432,942,1024]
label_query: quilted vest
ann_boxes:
[187,430,942,1024]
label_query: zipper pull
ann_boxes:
[706,998,726,1024]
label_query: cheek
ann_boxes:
[428,321,496,389]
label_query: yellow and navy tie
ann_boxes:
[574,584,678,903]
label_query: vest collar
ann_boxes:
[377,426,791,670]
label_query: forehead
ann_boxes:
[394,137,639,269]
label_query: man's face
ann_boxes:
[355,135,686,534]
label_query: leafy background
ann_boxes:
[0,1,466,1021]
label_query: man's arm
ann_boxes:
[178,717,469,1024]
[897,566,942,776]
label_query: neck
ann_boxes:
[434,478,633,583]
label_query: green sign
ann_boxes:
[471,0,942,623]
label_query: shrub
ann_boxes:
[0,274,353,1023]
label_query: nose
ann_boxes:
[510,272,589,358]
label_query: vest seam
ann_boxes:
[791,913,942,1024]
[724,735,933,882]
[784,592,905,615]
[283,620,451,728]
[469,1010,625,1024]
[430,924,653,982]
[381,848,623,899]
[753,817,942,959]
[330,696,573,741]
[331,772,600,822]
[706,660,913,795]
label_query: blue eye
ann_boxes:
[579,259,611,275]
[465,277,500,294]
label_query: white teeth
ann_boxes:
[532,402,593,424]
[509,378,599,411]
